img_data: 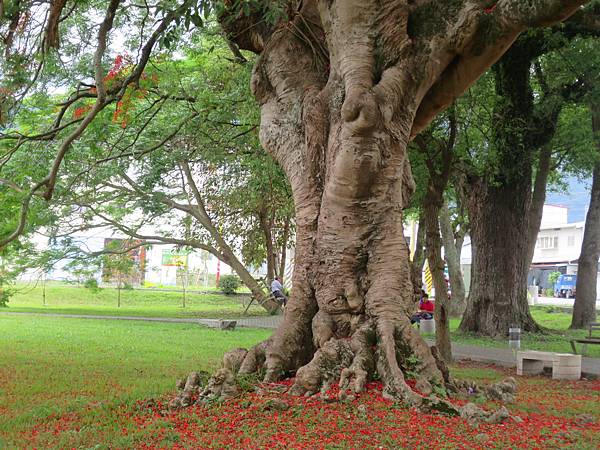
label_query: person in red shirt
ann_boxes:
[411,292,434,325]
[419,293,435,313]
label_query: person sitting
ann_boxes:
[270,276,288,307]
[411,292,434,325]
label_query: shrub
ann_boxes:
[218,275,241,295]
[0,287,12,307]
[545,288,554,297]
[83,278,100,292]
[548,271,561,285]
[123,282,134,290]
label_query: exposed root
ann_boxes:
[169,371,210,409]
[289,338,354,396]
[172,318,517,425]
[170,339,273,409]
[461,403,514,426]
[239,339,271,375]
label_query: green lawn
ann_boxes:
[1,314,598,449]
[0,314,271,447]
[5,284,599,356]
[443,306,600,358]
[5,282,268,318]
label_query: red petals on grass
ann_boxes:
[25,363,600,449]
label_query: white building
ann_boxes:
[20,228,236,287]
[531,204,584,275]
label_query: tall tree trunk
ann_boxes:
[259,211,277,284]
[525,146,553,267]
[178,162,280,313]
[423,193,453,363]
[42,274,47,306]
[460,176,539,336]
[117,272,121,308]
[220,248,280,314]
[182,269,187,308]
[439,200,466,317]
[571,104,600,329]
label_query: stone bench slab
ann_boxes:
[516,351,581,380]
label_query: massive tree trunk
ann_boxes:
[461,176,539,335]
[572,105,600,329]
[195,0,586,408]
[459,22,587,336]
[440,200,467,317]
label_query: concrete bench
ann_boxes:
[517,350,581,380]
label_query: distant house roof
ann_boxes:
[539,221,585,231]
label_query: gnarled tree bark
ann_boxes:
[203,0,586,409]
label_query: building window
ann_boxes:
[568,235,575,247]
[537,236,558,249]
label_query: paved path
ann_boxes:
[3,311,599,376]
[0,311,282,328]
[535,296,600,310]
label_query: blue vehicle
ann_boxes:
[554,274,577,299]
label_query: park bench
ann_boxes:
[517,350,581,380]
[570,322,600,355]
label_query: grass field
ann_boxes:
[1,314,598,449]
[0,314,271,448]
[4,284,599,355]
[5,282,269,318]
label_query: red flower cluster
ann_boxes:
[72,104,91,119]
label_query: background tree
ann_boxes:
[572,102,600,328]
[102,242,136,308]
[410,109,459,363]
[456,22,599,336]
[4,34,291,313]
[439,196,469,317]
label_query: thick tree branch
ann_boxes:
[411,0,589,138]
[43,0,68,52]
